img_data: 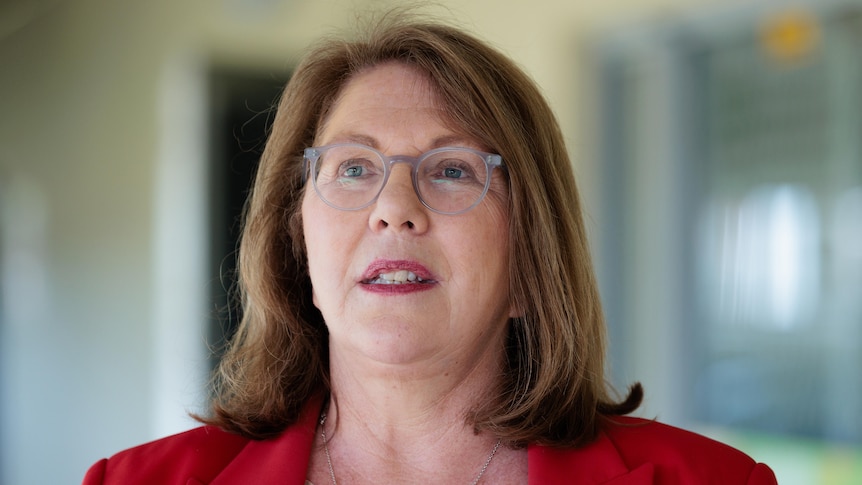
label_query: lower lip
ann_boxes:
[360,282,436,294]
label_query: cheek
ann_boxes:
[302,195,331,306]
[304,224,324,306]
[302,192,337,261]
[302,194,358,306]
[453,207,510,293]
[478,199,510,267]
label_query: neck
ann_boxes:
[316,332,508,483]
[308,323,533,485]
[327,337,504,443]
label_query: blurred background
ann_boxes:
[1,0,860,483]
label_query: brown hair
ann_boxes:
[200,12,642,447]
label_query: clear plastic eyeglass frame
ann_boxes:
[302,143,505,215]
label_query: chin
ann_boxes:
[343,330,444,369]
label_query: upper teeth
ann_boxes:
[371,270,423,284]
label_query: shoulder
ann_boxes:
[605,416,744,457]
[83,396,323,485]
[83,426,250,485]
[603,416,777,484]
[529,416,776,484]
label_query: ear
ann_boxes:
[508,298,525,319]
[312,287,320,309]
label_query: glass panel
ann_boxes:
[687,6,862,442]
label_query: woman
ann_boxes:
[84,14,777,485]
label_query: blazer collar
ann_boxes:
[210,394,323,485]
[528,431,655,485]
[207,395,653,485]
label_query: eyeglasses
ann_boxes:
[302,143,504,215]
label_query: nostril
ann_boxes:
[406,221,415,229]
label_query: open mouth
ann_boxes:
[363,270,431,285]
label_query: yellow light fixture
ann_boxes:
[760,9,821,63]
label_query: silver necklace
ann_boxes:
[319,412,503,485]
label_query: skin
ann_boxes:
[301,62,527,483]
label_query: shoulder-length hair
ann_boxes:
[200,12,641,447]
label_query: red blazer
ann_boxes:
[84,398,776,485]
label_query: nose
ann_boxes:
[369,164,429,233]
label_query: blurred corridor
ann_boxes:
[1,0,860,483]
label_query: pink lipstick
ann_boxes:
[360,259,437,294]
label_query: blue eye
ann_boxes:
[344,165,364,177]
[443,167,463,178]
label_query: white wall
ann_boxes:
[0,0,737,483]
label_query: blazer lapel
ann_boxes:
[528,432,654,485]
[600,464,654,484]
[210,395,323,485]
[206,396,652,485]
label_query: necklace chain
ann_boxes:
[319,412,502,485]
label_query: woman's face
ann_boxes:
[301,63,515,371]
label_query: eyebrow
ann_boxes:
[324,132,480,151]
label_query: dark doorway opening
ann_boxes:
[207,67,290,363]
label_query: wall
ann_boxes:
[0,0,737,483]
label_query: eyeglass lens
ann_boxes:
[312,145,491,213]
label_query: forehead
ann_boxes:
[316,63,452,143]
[345,63,436,101]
